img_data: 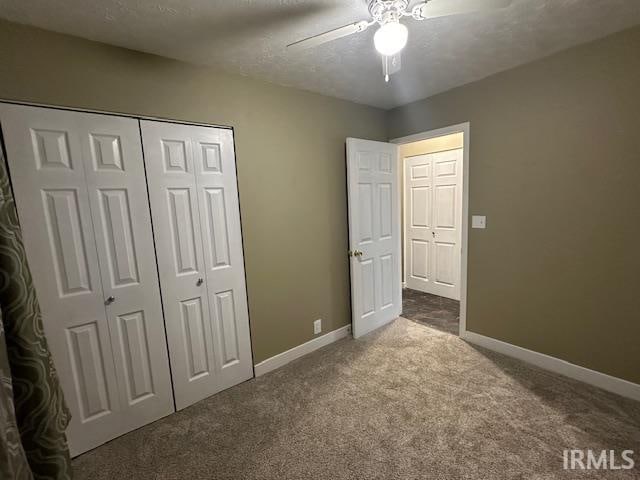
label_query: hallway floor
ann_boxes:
[402,288,460,335]
[73,318,640,479]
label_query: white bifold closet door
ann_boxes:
[0,104,174,456]
[140,120,253,410]
[404,149,462,300]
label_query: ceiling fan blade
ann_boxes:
[288,21,369,52]
[419,0,512,19]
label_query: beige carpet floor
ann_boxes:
[73,318,640,479]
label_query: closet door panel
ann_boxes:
[0,104,122,455]
[0,104,174,456]
[79,113,174,418]
[140,121,217,410]
[192,128,253,389]
[141,120,253,410]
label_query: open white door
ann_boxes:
[347,138,401,338]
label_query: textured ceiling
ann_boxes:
[1,0,639,108]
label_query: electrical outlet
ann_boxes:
[313,319,322,335]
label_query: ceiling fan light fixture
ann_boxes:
[374,21,408,56]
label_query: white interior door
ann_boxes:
[347,138,401,338]
[0,104,174,456]
[141,120,253,410]
[404,149,462,300]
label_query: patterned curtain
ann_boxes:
[0,145,72,479]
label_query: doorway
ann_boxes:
[346,123,468,340]
[392,124,469,337]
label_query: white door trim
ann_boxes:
[0,98,233,130]
[391,122,470,337]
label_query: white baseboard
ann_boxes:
[254,324,352,377]
[462,330,640,402]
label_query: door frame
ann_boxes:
[0,98,233,130]
[390,122,470,337]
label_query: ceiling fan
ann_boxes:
[288,0,512,82]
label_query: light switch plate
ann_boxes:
[472,215,486,229]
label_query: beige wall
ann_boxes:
[388,26,640,384]
[0,20,387,364]
[2,18,638,385]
